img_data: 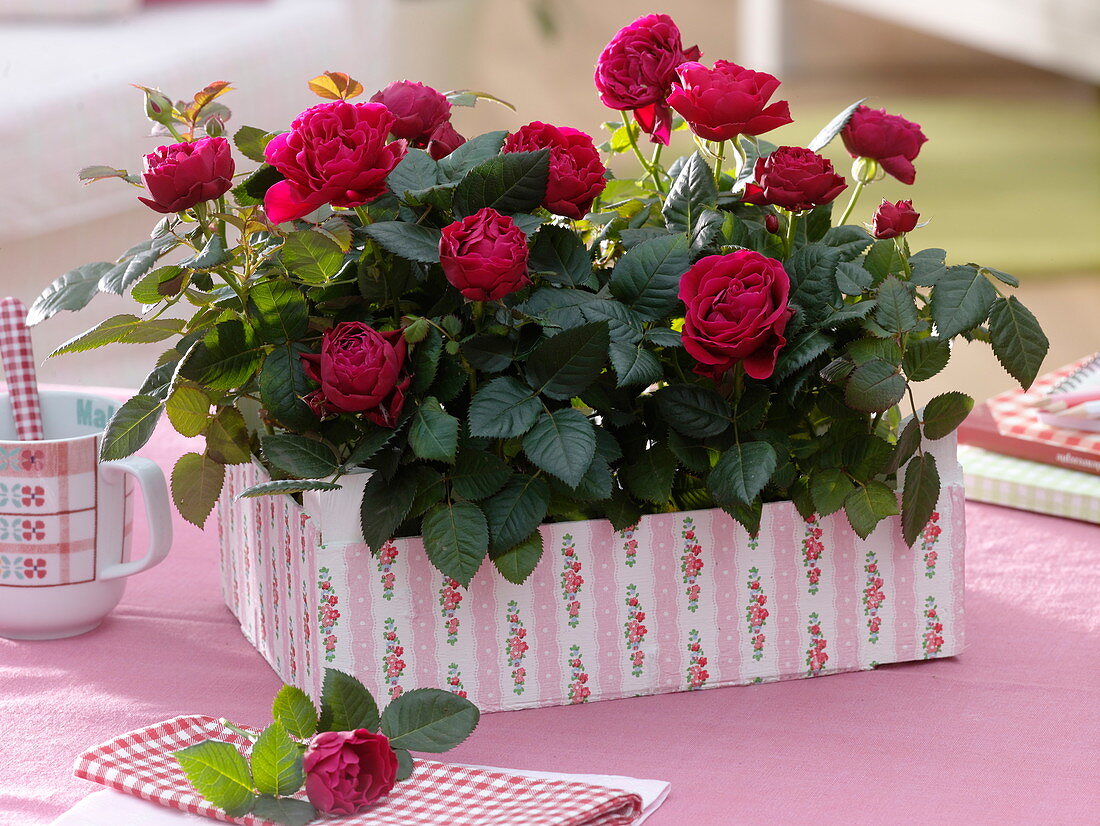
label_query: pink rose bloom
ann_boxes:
[426,120,467,160]
[668,61,792,143]
[841,106,928,185]
[871,199,921,239]
[439,207,530,301]
[370,80,451,145]
[301,322,411,427]
[138,137,234,214]
[594,13,701,144]
[264,100,407,223]
[303,729,397,815]
[503,122,607,219]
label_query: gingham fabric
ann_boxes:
[0,297,44,441]
[74,715,643,826]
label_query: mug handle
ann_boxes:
[99,456,173,581]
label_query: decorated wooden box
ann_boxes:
[217,434,964,712]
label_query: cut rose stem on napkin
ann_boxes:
[0,297,44,441]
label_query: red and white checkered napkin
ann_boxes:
[74,715,643,826]
[0,296,44,441]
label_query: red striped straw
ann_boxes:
[0,297,45,441]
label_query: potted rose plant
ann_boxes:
[34,13,1047,709]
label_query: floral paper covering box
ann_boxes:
[217,433,963,712]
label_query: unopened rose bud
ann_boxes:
[871,199,920,239]
[135,85,176,126]
[852,156,880,185]
[204,116,226,138]
[764,213,780,234]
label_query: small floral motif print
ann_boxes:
[863,549,885,644]
[686,629,709,689]
[922,596,945,658]
[623,584,648,677]
[20,485,45,508]
[446,662,468,698]
[801,515,824,595]
[317,566,340,662]
[0,555,46,580]
[745,563,769,662]
[560,534,583,628]
[620,522,639,567]
[567,644,591,704]
[921,511,942,579]
[377,541,399,600]
[438,576,463,645]
[19,449,44,472]
[0,518,46,542]
[806,612,829,676]
[505,600,529,695]
[680,517,704,612]
[382,617,406,698]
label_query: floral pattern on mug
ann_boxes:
[0,555,47,580]
[560,534,583,628]
[446,662,468,698]
[382,617,406,698]
[801,515,823,595]
[686,628,709,689]
[438,576,463,645]
[745,564,769,661]
[620,522,639,567]
[863,549,885,644]
[921,511,941,579]
[19,449,44,472]
[567,644,591,704]
[680,516,703,612]
[317,566,340,662]
[623,583,647,677]
[806,612,829,676]
[0,483,46,509]
[505,600,528,695]
[0,517,46,542]
[922,596,944,657]
[377,541,399,600]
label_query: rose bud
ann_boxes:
[300,322,411,427]
[764,213,780,234]
[871,199,920,239]
[742,146,847,213]
[667,61,792,143]
[263,100,407,223]
[503,122,607,219]
[303,729,398,815]
[841,105,928,185]
[426,120,466,160]
[678,250,794,381]
[594,13,700,145]
[137,136,234,214]
[369,80,451,146]
[439,207,530,301]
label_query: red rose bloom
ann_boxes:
[263,101,408,223]
[667,61,792,143]
[503,122,607,219]
[300,322,411,427]
[742,146,847,213]
[303,729,398,815]
[369,80,451,146]
[841,105,928,185]
[871,199,920,239]
[138,136,234,214]
[439,207,530,301]
[678,250,793,381]
[594,13,701,145]
[426,120,466,160]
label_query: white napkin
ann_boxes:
[51,767,670,826]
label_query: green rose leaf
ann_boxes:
[233,125,275,163]
[654,384,731,438]
[835,261,872,295]
[468,376,541,438]
[525,322,610,400]
[251,797,316,826]
[452,148,550,217]
[451,447,511,501]
[522,408,596,488]
[28,262,111,325]
[662,152,718,233]
[810,468,854,517]
[344,427,398,470]
[608,234,691,320]
[438,130,507,182]
[609,342,662,388]
[861,239,905,283]
[409,397,460,463]
[908,248,948,287]
[422,500,489,586]
[388,148,441,196]
[874,275,918,335]
[174,740,255,818]
[484,474,550,552]
[250,722,303,797]
[807,97,867,152]
[259,343,317,431]
[623,442,678,504]
[843,480,900,540]
[171,452,225,527]
[462,335,513,373]
[318,669,380,733]
[100,394,163,461]
[49,314,185,357]
[773,330,833,382]
[922,391,974,440]
[206,407,252,465]
[359,466,419,553]
[884,417,922,475]
[394,749,415,782]
[902,338,951,382]
[181,320,263,391]
[530,225,596,288]
[248,280,310,344]
[708,441,778,506]
[987,295,1049,390]
[364,221,443,264]
[489,529,544,585]
[844,358,906,413]
[282,230,344,284]
[930,265,997,338]
[131,265,187,304]
[902,452,940,547]
[380,688,480,752]
[236,479,342,499]
[787,244,843,319]
[262,434,340,479]
[232,163,283,207]
[180,234,229,273]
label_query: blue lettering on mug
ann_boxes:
[76,399,117,430]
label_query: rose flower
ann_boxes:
[841,105,928,185]
[667,60,792,143]
[303,729,398,815]
[742,146,847,213]
[439,208,530,301]
[137,136,234,214]
[872,199,920,239]
[503,122,607,219]
[369,80,451,145]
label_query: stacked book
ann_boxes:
[957,354,1100,524]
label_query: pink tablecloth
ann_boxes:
[1,389,1098,825]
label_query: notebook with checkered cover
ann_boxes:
[74,715,643,826]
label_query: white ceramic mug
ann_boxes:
[0,390,172,639]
